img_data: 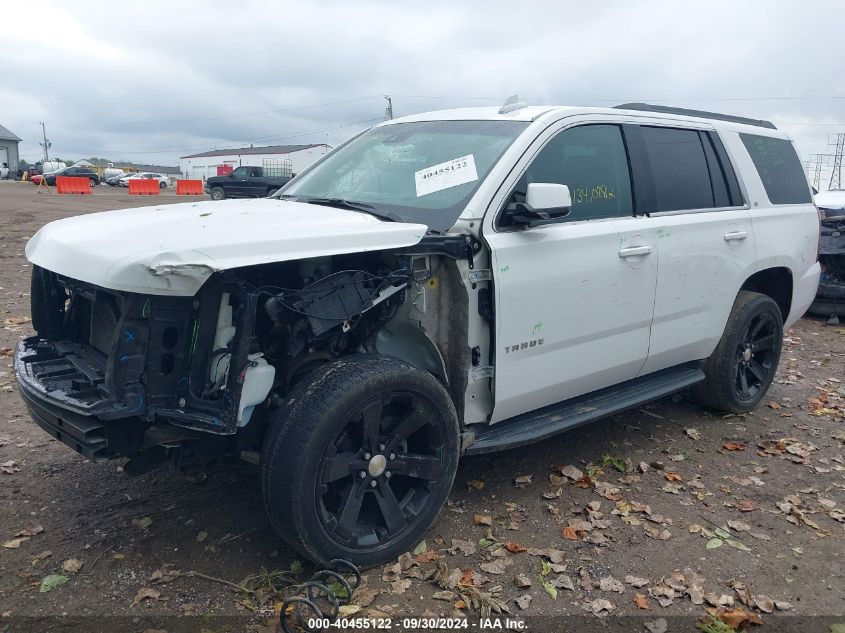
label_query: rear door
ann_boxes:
[623,124,757,374]
[485,123,658,423]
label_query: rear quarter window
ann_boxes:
[740,134,811,205]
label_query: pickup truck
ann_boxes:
[15,100,820,569]
[206,166,292,200]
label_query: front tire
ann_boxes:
[210,187,225,200]
[261,355,459,568]
[694,290,783,413]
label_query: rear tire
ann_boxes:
[89,178,98,188]
[159,181,166,189]
[210,187,225,200]
[694,290,783,413]
[261,355,459,568]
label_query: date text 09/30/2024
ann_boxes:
[305,617,526,630]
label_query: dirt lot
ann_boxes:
[0,180,843,632]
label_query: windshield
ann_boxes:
[279,119,529,232]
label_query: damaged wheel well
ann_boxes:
[741,267,792,320]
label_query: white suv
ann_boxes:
[15,100,820,567]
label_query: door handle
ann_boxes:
[618,245,653,258]
[724,231,748,241]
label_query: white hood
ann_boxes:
[26,198,428,296]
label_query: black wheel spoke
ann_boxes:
[361,400,383,453]
[385,408,428,453]
[749,314,769,338]
[335,480,367,539]
[392,455,441,481]
[738,369,750,396]
[375,479,407,535]
[752,334,775,353]
[321,452,365,484]
[747,359,765,384]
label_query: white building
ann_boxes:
[179,144,330,180]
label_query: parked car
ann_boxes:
[0,163,9,179]
[34,166,100,187]
[119,172,168,188]
[205,165,291,200]
[105,172,130,186]
[809,189,845,319]
[14,102,820,568]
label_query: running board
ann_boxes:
[464,365,705,455]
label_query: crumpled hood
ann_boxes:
[26,198,428,296]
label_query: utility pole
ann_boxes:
[39,122,51,162]
[828,133,844,190]
[384,95,393,120]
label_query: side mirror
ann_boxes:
[505,183,572,227]
[526,183,572,213]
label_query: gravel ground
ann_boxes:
[0,181,843,632]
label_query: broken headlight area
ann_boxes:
[17,257,411,462]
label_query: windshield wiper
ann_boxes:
[292,196,402,222]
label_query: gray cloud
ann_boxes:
[5,0,844,182]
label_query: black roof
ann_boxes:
[614,103,777,130]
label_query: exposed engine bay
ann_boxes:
[16,238,478,468]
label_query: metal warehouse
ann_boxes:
[0,123,22,175]
[179,144,330,180]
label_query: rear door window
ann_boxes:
[640,126,715,212]
[739,134,811,205]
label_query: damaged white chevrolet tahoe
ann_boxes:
[15,101,820,567]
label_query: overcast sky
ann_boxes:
[4,1,844,185]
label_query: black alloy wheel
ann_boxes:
[318,392,446,549]
[694,290,783,413]
[261,355,459,567]
[733,310,778,403]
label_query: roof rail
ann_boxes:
[613,102,777,130]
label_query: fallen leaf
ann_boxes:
[686,428,702,441]
[39,574,68,593]
[514,475,533,486]
[448,539,477,556]
[774,600,793,611]
[473,514,493,526]
[754,595,774,613]
[62,559,82,574]
[132,516,153,529]
[480,560,508,575]
[15,524,44,537]
[466,480,485,491]
[131,587,161,606]
[557,465,584,480]
[723,441,747,452]
[541,578,557,600]
[589,598,615,615]
[634,593,651,610]
[705,537,723,549]
[2,537,29,549]
[708,607,763,629]
[664,472,683,481]
[514,573,531,588]
[338,605,361,617]
[572,475,593,488]
[515,594,532,610]
[737,499,759,512]
[196,531,208,543]
[0,460,20,474]
[727,520,751,532]
[31,550,52,565]
[625,575,649,588]
[415,550,439,564]
[599,576,624,593]
[504,541,526,553]
[432,590,455,601]
[561,526,579,541]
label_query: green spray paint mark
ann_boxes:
[499,264,510,274]
[532,321,544,335]
[141,299,151,318]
